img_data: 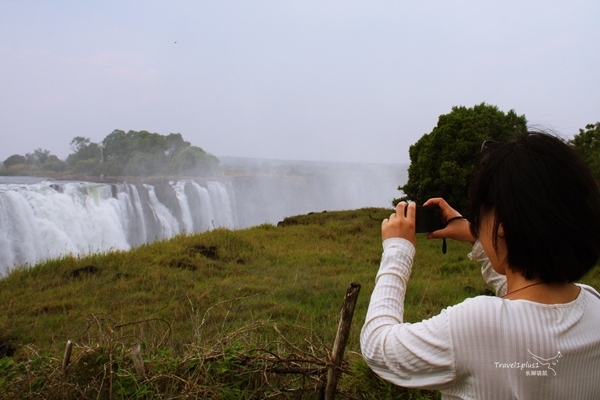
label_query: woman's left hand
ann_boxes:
[382,201,416,246]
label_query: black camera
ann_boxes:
[414,205,443,233]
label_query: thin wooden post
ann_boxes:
[132,343,145,377]
[61,340,73,374]
[323,282,361,400]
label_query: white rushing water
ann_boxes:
[0,163,407,273]
[0,180,237,273]
[0,182,130,271]
[171,181,194,233]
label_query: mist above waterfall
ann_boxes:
[0,159,407,273]
[218,157,406,226]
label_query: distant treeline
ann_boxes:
[1,130,219,178]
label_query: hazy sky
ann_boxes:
[1,1,598,164]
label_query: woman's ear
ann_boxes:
[498,223,505,238]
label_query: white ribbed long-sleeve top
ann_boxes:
[360,238,600,399]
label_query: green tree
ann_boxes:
[165,133,191,157]
[67,136,103,175]
[124,151,162,177]
[171,146,220,175]
[25,148,51,166]
[398,103,527,214]
[3,154,27,168]
[69,136,93,153]
[41,155,66,173]
[71,159,102,176]
[569,122,600,180]
[102,130,171,176]
[2,149,65,176]
[101,129,129,175]
[94,129,219,177]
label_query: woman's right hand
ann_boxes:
[423,198,476,244]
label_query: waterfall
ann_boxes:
[188,182,215,231]
[0,163,407,273]
[0,180,238,273]
[0,189,44,269]
[171,181,194,233]
[207,181,236,228]
[119,184,148,246]
[0,182,130,272]
[143,184,180,240]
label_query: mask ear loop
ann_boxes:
[441,216,468,254]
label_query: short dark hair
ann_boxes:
[469,131,600,283]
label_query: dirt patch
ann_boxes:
[191,245,219,260]
[0,338,16,358]
[70,265,99,278]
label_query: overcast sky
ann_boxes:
[1,1,598,164]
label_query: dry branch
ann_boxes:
[61,340,73,374]
[324,282,361,400]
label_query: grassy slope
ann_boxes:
[1,208,599,399]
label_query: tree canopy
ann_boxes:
[1,149,66,175]
[171,146,220,175]
[100,130,217,177]
[67,136,103,175]
[569,122,600,181]
[397,103,528,214]
[3,154,27,168]
[1,130,219,178]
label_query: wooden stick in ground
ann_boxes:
[62,340,73,374]
[323,282,361,400]
[132,343,145,377]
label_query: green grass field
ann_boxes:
[1,207,599,399]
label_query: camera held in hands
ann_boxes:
[414,205,444,233]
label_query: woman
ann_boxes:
[360,132,600,399]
